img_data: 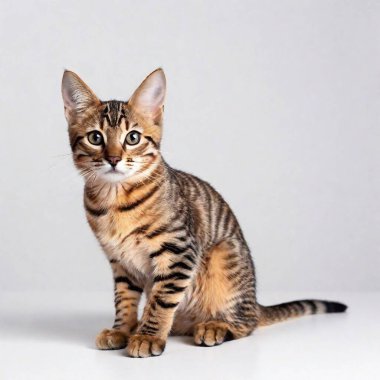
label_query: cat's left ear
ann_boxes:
[61,70,100,122]
[128,68,166,121]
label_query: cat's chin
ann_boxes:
[99,170,130,183]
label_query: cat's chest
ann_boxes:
[89,210,154,276]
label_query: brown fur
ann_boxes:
[61,68,347,358]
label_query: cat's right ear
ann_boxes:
[61,70,100,122]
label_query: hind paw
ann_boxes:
[194,321,232,346]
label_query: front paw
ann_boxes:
[96,328,128,350]
[126,334,166,358]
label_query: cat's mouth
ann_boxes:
[93,162,138,182]
[103,168,127,179]
[97,165,132,182]
[106,167,124,174]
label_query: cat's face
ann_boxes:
[61,69,166,184]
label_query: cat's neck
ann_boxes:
[83,157,170,205]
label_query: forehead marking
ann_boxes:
[102,100,127,128]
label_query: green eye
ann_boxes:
[125,131,141,146]
[87,131,104,146]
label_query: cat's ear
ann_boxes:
[128,68,166,120]
[61,70,100,122]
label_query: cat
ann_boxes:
[61,68,347,358]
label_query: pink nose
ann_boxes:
[106,156,121,167]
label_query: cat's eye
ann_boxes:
[87,131,104,146]
[125,131,141,146]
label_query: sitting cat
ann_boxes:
[61,68,347,358]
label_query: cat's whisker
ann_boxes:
[51,152,72,158]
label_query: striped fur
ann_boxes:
[62,69,347,358]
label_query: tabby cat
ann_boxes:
[61,68,347,358]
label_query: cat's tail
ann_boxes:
[258,299,347,326]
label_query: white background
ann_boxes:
[1,1,379,379]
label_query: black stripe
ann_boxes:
[305,300,317,314]
[76,153,89,159]
[295,301,306,314]
[169,261,193,271]
[215,202,225,238]
[146,224,170,239]
[149,242,190,259]
[162,242,189,255]
[130,224,150,235]
[163,283,187,293]
[145,136,158,148]
[155,297,179,309]
[71,136,84,150]
[149,247,165,259]
[167,225,187,234]
[223,209,233,233]
[84,203,107,217]
[215,202,224,226]
[204,186,214,240]
[324,301,347,313]
[140,326,159,334]
[104,113,112,126]
[153,272,190,282]
[118,185,159,212]
[117,103,126,126]
[121,224,150,244]
[114,296,136,308]
[115,299,127,308]
[187,175,201,198]
[183,253,196,264]
[141,323,159,332]
[114,276,143,293]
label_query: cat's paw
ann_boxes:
[126,334,166,358]
[194,321,233,346]
[96,328,128,350]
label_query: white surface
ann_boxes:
[0,0,379,293]
[0,291,378,380]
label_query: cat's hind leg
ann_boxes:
[190,238,259,346]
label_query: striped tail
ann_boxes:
[258,299,347,327]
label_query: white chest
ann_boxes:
[98,227,153,277]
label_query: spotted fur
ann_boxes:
[61,68,347,358]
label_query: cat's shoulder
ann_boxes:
[170,168,221,199]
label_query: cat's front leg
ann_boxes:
[96,259,144,350]
[126,244,196,358]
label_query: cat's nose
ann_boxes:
[106,156,121,167]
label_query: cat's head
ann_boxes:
[61,69,166,184]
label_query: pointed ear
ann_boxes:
[61,70,100,122]
[128,68,166,120]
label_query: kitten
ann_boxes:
[61,68,347,358]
